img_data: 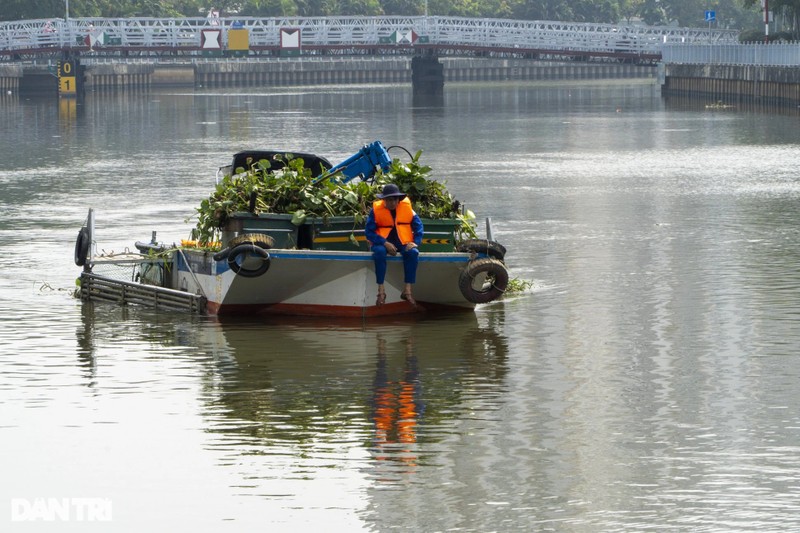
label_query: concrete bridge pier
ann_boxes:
[411,55,444,98]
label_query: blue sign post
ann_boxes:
[705,10,716,29]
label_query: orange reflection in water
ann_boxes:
[371,337,421,469]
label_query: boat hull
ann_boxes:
[175,248,477,317]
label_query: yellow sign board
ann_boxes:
[57,60,78,96]
[59,77,77,94]
[227,29,249,51]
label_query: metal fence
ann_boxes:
[1,16,739,58]
[662,43,800,66]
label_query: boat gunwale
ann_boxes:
[178,247,476,263]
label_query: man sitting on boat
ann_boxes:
[366,184,424,306]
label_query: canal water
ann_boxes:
[2,80,800,532]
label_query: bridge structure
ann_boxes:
[1,16,738,63]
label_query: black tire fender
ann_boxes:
[217,233,274,267]
[227,242,271,278]
[74,226,90,267]
[212,247,231,261]
[456,239,506,261]
[458,258,509,304]
[229,233,275,249]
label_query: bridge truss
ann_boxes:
[0,16,739,63]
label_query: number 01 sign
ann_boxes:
[58,60,78,96]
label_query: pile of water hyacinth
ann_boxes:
[190,150,478,246]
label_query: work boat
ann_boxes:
[74,142,509,317]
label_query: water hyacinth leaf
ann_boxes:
[344,190,359,205]
[291,210,307,225]
[191,150,477,245]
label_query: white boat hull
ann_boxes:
[175,248,477,317]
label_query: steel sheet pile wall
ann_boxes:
[663,63,800,106]
[662,43,800,106]
[0,64,22,92]
[20,57,654,94]
[85,63,154,91]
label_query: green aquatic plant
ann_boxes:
[189,151,476,245]
[504,277,534,294]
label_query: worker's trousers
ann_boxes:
[371,244,419,285]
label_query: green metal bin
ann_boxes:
[308,216,367,251]
[418,218,459,252]
[308,216,460,252]
[224,212,300,249]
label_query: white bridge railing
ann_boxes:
[0,16,738,58]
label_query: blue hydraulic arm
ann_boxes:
[320,140,392,183]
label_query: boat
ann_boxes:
[74,142,509,317]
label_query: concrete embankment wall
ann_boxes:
[182,58,654,87]
[0,64,23,93]
[86,63,155,90]
[663,64,800,106]
[13,57,655,95]
[193,57,411,87]
[102,58,655,89]
[443,58,653,82]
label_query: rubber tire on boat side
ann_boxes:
[74,226,90,267]
[214,233,275,262]
[227,243,271,278]
[458,258,509,304]
[212,247,231,261]
[229,233,275,249]
[456,239,507,261]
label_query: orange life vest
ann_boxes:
[373,198,415,244]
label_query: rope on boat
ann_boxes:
[176,248,208,300]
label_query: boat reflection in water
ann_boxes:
[372,335,421,471]
[74,302,508,509]
[193,312,509,485]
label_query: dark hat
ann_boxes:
[376,184,406,199]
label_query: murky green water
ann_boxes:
[2,80,800,531]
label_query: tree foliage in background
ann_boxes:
[0,0,771,37]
